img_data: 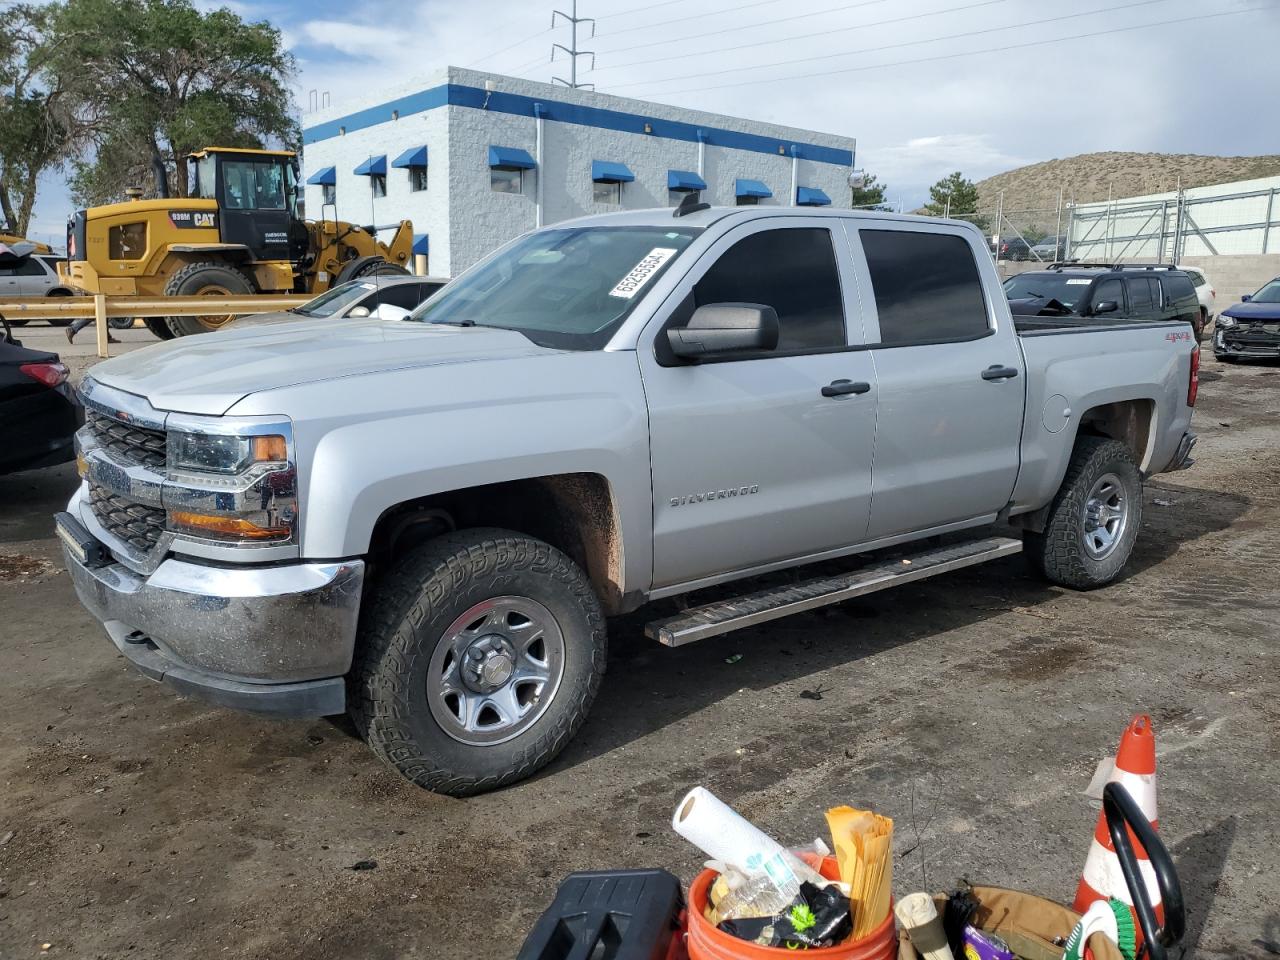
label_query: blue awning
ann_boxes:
[488,145,536,170]
[592,160,635,183]
[796,186,832,207]
[353,155,387,176]
[735,178,772,199]
[412,233,429,256]
[667,169,707,192]
[306,166,336,186]
[392,145,429,168]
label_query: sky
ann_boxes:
[25,0,1280,246]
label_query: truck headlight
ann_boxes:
[164,417,298,545]
[169,432,287,475]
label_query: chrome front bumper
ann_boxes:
[62,514,364,717]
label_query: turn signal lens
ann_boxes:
[251,435,288,463]
[168,510,291,541]
[76,453,88,478]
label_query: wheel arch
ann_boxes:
[365,473,629,615]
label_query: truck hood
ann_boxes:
[86,318,560,415]
[1221,300,1280,322]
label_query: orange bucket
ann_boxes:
[685,855,897,960]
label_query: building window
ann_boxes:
[410,166,428,192]
[370,174,387,198]
[593,180,622,204]
[492,168,523,194]
[736,195,760,206]
[322,183,336,205]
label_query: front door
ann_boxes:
[639,220,878,590]
[849,224,1024,540]
[218,156,293,262]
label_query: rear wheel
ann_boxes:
[144,317,175,340]
[349,528,607,796]
[163,261,255,337]
[107,315,135,330]
[1025,436,1143,590]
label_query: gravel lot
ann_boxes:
[0,325,1276,959]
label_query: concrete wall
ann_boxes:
[302,66,857,277]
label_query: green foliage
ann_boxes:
[787,903,817,933]
[0,4,69,236]
[850,172,889,210]
[923,171,988,231]
[48,0,298,205]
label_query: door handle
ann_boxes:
[821,379,872,398]
[981,365,1020,381]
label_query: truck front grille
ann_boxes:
[85,408,167,471]
[88,481,165,553]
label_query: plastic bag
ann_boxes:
[706,842,832,923]
[718,881,854,949]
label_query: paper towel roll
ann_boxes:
[672,786,797,891]
[894,892,954,960]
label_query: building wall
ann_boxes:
[303,66,857,278]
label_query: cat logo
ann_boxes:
[193,212,216,228]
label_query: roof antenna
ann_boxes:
[673,191,710,218]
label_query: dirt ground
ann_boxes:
[1,331,1277,959]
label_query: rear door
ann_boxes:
[851,224,1024,540]
[1124,276,1160,321]
[640,219,878,589]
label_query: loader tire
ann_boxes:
[163,261,254,337]
[1024,436,1143,590]
[144,317,175,340]
[334,256,409,285]
[349,528,607,796]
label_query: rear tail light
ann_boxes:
[1187,347,1200,407]
[19,362,68,388]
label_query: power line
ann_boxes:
[594,0,687,20]
[603,0,1168,82]
[594,0,828,41]
[594,0,1013,73]
[622,4,1274,97]
[464,25,553,69]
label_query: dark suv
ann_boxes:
[1003,263,1204,338]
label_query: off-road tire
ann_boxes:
[335,255,410,286]
[163,261,255,337]
[144,317,175,340]
[107,315,135,330]
[1024,436,1143,590]
[349,528,607,796]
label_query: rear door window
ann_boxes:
[692,227,846,352]
[860,229,989,344]
[1125,277,1157,316]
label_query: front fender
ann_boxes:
[231,351,654,595]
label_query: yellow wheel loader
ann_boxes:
[60,147,414,337]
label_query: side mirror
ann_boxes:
[1093,300,1120,315]
[1241,294,1252,302]
[347,305,371,318]
[667,302,779,359]
[374,303,411,322]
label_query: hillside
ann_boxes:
[975,152,1280,215]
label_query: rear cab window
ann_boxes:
[858,229,990,344]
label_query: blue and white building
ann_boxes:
[301,66,858,277]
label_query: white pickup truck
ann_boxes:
[59,206,1199,795]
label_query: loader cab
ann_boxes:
[189,148,305,264]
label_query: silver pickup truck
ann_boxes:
[58,206,1198,795]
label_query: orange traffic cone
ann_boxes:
[1074,715,1163,936]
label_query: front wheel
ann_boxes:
[1024,436,1143,590]
[349,529,607,796]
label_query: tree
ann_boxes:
[923,171,985,228]
[49,0,298,205]
[0,5,71,236]
[850,172,889,210]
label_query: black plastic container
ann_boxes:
[517,868,685,960]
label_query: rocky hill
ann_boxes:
[976,152,1280,215]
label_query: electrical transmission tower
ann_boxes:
[551,1,595,89]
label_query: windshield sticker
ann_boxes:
[610,247,678,299]
[1065,278,1091,285]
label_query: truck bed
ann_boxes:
[1014,315,1187,336]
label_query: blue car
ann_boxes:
[1214,277,1280,360]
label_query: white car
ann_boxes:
[1178,265,1215,326]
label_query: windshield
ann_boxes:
[409,225,702,349]
[1252,279,1280,303]
[294,281,375,317]
[1003,273,1095,311]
